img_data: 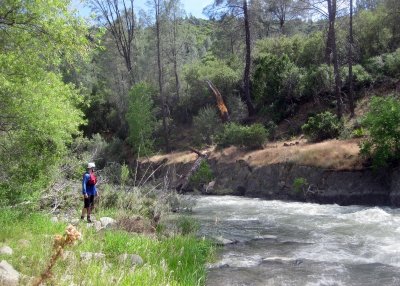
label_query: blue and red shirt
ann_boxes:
[82,172,97,196]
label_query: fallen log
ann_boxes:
[173,148,208,192]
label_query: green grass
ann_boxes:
[0,208,214,285]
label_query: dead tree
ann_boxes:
[173,148,208,192]
[205,80,230,123]
[91,0,136,83]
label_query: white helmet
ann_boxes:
[87,162,96,169]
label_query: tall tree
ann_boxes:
[152,0,170,152]
[164,0,185,100]
[302,0,343,118]
[206,0,256,116]
[348,0,355,117]
[0,0,89,203]
[91,0,136,83]
[268,0,302,33]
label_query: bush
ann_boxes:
[360,95,400,168]
[252,53,304,121]
[293,177,308,194]
[193,106,222,145]
[177,216,200,235]
[303,64,334,98]
[216,123,268,149]
[302,111,342,142]
[341,64,373,88]
[190,161,214,189]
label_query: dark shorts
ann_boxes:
[84,195,95,208]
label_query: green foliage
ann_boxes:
[193,106,222,145]
[0,0,90,205]
[190,161,214,189]
[360,96,400,168]
[302,112,342,142]
[120,164,130,186]
[177,216,200,235]
[178,54,241,123]
[216,123,268,149]
[253,53,304,122]
[341,64,373,88]
[303,64,335,98]
[126,82,156,154]
[226,95,247,123]
[293,177,308,194]
[254,32,325,68]
[354,7,393,60]
[365,49,400,79]
[383,49,400,78]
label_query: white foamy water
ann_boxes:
[191,196,400,286]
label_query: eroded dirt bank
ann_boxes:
[140,140,400,206]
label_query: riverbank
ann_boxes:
[140,139,400,207]
[0,209,213,285]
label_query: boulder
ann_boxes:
[80,252,105,262]
[0,247,12,256]
[0,260,20,286]
[118,254,144,266]
[211,236,237,246]
[99,217,116,229]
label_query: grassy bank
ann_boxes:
[0,209,214,285]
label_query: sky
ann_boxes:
[72,0,214,19]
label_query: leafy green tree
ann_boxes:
[0,0,89,204]
[253,53,304,121]
[360,96,400,168]
[126,83,156,154]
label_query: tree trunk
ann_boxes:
[174,148,208,192]
[172,20,180,100]
[243,0,256,116]
[327,0,342,119]
[348,0,355,117]
[155,0,169,152]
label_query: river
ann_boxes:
[190,196,400,286]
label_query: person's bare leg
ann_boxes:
[81,208,87,219]
[87,206,92,222]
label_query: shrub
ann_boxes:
[303,64,334,98]
[190,161,214,189]
[302,111,342,142]
[177,216,200,235]
[360,95,400,168]
[216,123,268,149]
[341,64,373,88]
[193,106,222,145]
[384,48,400,78]
[293,177,308,194]
[226,95,247,123]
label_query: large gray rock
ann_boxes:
[80,252,106,262]
[0,247,12,256]
[99,217,116,229]
[118,254,144,266]
[211,236,237,246]
[0,260,20,286]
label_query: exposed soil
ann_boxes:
[144,138,364,171]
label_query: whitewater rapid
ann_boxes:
[191,196,400,286]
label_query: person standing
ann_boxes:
[81,162,98,223]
